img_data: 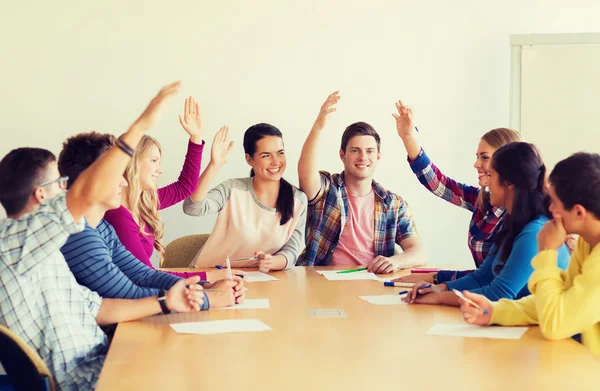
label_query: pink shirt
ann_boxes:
[330,188,376,266]
[105,140,207,280]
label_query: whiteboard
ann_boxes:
[510,34,600,171]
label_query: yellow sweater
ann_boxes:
[490,237,600,357]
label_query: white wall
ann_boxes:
[1,0,599,268]
[520,43,600,170]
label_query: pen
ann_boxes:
[453,289,489,315]
[229,257,258,262]
[398,290,409,295]
[411,268,440,273]
[383,282,415,287]
[337,267,367,274]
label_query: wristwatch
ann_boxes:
[158,289,171,314]
[432,272,439,285]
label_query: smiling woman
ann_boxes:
[183,123,307,273]
[393,101,523,284]
[104,96,212,281]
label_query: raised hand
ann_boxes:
[210,126,235,168]
[392,100,416,139]
[178,96,203,142]
[131,81,181,134]
[312,91,340,131]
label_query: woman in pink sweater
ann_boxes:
[104,96,239,282]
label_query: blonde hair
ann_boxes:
[477,128,524,211]
[124,135,166,260]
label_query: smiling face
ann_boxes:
[245,136,286,182]
[138,143,163,191]
[340,135,380,180]
[487,164,509,208]
[474,139,496,187]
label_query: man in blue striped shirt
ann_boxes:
[57,131,245,307]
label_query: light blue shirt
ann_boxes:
[446,215,570,301]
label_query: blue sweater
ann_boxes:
[446,216,570,301]
[61,219,209,309]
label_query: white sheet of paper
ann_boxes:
[359,295,408,305]
[316,270,386,281]
[243,271,279,282]
[215,299,270,310]
[170,319,271,335]
[425,324,529,340]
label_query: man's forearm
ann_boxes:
[96,295,161,326]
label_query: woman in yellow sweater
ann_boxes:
[458,152,600,356]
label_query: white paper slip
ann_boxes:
[308,309,348,318]
[243,271,279,282]
[170,319,271,335]
[359,295,408,305]
[425,324,529,340]
[215,299,270,310]
[317,270,385,281]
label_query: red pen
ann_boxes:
[411,268,440,273]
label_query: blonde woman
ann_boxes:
[105,96,239,282]
[392,100,523,285]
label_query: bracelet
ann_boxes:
[432,272,439,285]
[157,289,170,314]
[116,135,135,157]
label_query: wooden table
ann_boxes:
[96,267,598,391]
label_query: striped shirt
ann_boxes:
[61,220,182,299]
[0,193,107,390]
[297,171,418,266]
[409,149,506,282]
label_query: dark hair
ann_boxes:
[243,123,294,225]
[549,152,600,219]
[340,122,381,152]
[58,131,116,189]
[0,148,56,215]
[491,142,549,268]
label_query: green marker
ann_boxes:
[336,267,367,274]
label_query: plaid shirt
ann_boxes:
[0,193,108,390]
[297,171,418,266]
[409,149,506,281]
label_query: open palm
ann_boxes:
[178,96,203,139]
[210,126,234,167]
[392,100,415,138]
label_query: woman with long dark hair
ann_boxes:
[404,142,570,306]
[183,124,307,273]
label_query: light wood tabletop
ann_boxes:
[96,267,598,391]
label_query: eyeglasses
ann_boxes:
[38,176,69,190]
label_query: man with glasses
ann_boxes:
[0,82,206,390]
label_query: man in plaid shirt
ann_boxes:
[296,92,426,272]
[0,82,206,390]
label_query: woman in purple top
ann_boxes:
[104,96,240,282]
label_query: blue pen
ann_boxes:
[415,126,419,133]
[417,284,432,291]
[398,290,409,295]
